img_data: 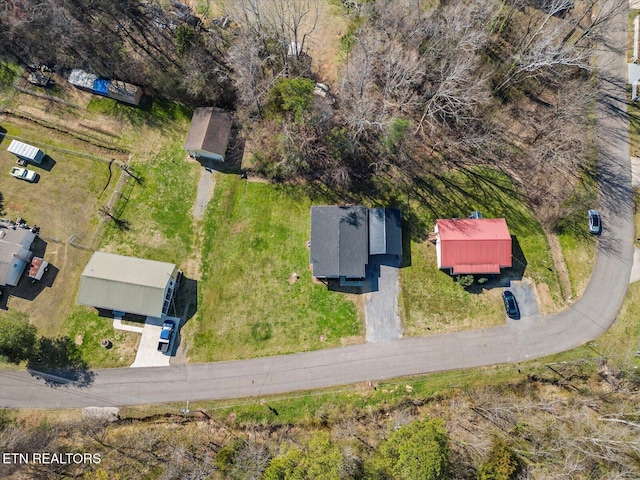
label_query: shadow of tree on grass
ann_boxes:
[27,336,94,387]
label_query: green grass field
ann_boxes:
[184,174,363,362]
[553,163,599,298]
[65,307,139,368]
[99,141,199,264]
[0,61,20,98]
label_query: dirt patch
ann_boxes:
[543,228,572,302]
[305,2,350,84]
[287,272,300,284]
[184,257,202,281]
[534,282,557,314]
[340,335,365,346]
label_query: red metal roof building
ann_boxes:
[435,218,512,275]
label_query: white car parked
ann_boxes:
[10,166,37,182]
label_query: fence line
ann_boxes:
[67,234,93,251]
[38,234,63,244]
[89,169,131,249]
[0,131,124,165]
[14,86,83,109]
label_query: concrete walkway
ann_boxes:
[631,247,640,283]
[631,156,640,187]
[130,317,178,368]
[112,318,144,334]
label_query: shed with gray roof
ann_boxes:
[78,252,179,318]
[184,107,233,162]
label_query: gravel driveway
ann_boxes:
[193,166,215,220]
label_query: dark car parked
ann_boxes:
[157,319,175,354]
[502,290,520,319]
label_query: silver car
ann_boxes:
[588,209,601,235]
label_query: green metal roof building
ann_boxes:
[78,252,179,318]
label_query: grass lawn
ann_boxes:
[99,140,199,264]
[184,174,363,362]
[400,168,562,336]
[400,242,505,334]
[65,307,139,368]
[0,61,20,94]
[556,232,596,299]
[86,97,193,138]
[554,166,599,299]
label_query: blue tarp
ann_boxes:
[93,78,110,95]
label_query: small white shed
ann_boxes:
[7,140,44,164]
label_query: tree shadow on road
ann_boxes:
[27,336,95,387]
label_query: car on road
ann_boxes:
[157,319,175,354]
[588,209,601,235]
[10,166,37,182]
[502,290,520,319]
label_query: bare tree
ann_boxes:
[495,0,627,92]
[234,0,319,74]
[228,31,270,117]
[339,27,388,141]
[414,1,493,134]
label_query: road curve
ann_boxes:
[0,1,634,409]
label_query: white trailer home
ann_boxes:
[7,140,44,164]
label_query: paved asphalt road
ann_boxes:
[0,1,634,409]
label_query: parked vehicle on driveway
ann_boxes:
[157,319,175,353]
[502,290,520,319]
[28,257,49,282]
[588,209,601,235]
[10,166,37,182]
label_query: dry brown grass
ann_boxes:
[0,119,123,334]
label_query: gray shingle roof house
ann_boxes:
[78,252,180,318]
[0,221,36,287]
[184,107,233,162]
[310,206,402,286]
[311,206,369,280]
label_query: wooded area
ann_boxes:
[0,0,625,229]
